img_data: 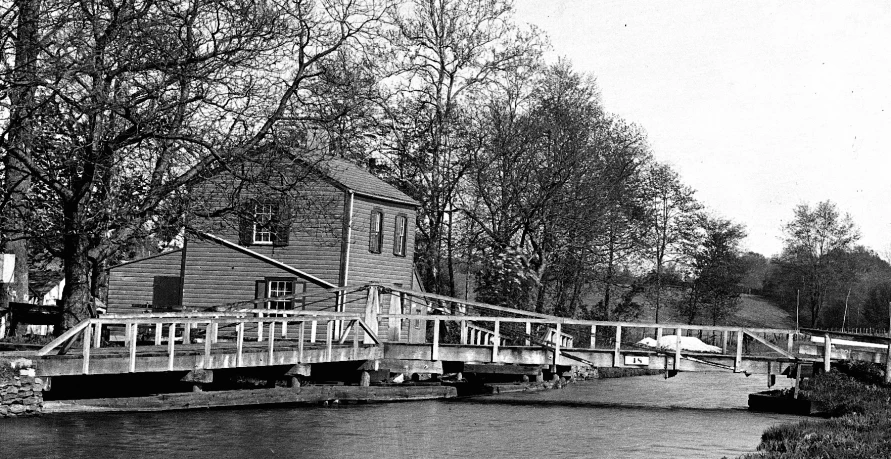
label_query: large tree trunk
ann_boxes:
[1,0,40,316]
[60,204,94,329]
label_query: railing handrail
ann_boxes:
[377,313,798,335]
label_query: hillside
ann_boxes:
[636,294,795,329]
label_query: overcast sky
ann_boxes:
[513,0,891,258]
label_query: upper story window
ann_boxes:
[238,199,290,247]
[369,209,383,253]
[393,214,408,256]
[253,202,277,244]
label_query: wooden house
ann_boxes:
[107,156,423,339]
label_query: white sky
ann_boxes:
[513,0,891,258]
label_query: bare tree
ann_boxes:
[0,0,390,328]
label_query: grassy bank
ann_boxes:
[741,362,891,458]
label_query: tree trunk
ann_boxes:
[1,0,40,314]
[60,204,94,330]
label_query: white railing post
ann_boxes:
[525,322,532,346]
[257,311,264,342]
[432,318,440,361]
[128,322,137,373]
[326,320,333,362]
[675,328,682,371]
[204,322,213,369]
[167,323,176,371]
[155,323,163,345]
[298,320,305,363]
[93,323,102,348]
[787,333,794,354]
[590,325,596,349]
[460,320,468,345]
[236,322,245,367]
[82,322,92,375]
[492,320,500,363]
[267,322,276,365]
[735,330,744,372]
[553,322,561,366]
[310,320,318,343]
[824,334,831,372]
[614,325,622,367]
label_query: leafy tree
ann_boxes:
[641,162,700,322]
[681,215,747,325]
[777,200,860,327]
[0,0,390,328]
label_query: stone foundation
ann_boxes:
[1,357,44,418]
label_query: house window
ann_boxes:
[257,279,306,314]
[393,214,408,256]
[369,209,383,253]
[253,202,276,244]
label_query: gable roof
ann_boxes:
[321,158,419,207]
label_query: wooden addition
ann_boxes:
[107,155,424,340]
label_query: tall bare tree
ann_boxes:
[0,0,390,328]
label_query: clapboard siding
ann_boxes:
[181,241,338,310]
[107,250,184,314]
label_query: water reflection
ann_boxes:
[4,372,802,459]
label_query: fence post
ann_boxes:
[460,320,468,345]
[675,328,682,371]
[155,323,163,345]
[735,330,743,372]
[93,323,102,348]
[257,311,264,342]
[824,334,831,372]
[492,320,500,363]
[129,322,137,373]
[326,320,333,362]
[82,322,92,375]
[553,322,561,366]
[722,330,728,354]
[267,322,276,365]
[204,323,213,369]
[590,325,596,349]
[168,323,176,371]
[526,322,532,346]
[656,327,663,343]
[298,321,305,363]
[885,343,891,385]
[183,323,191,345]
[432,318,440,361]
[614,325,622,367]
[787,333,794,354]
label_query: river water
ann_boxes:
[3,372,801,459]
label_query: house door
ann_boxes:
[152,276,182,311]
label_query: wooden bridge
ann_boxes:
[32,283,861,388]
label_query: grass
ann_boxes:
[739,362,891,458]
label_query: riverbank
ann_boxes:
[741,361,891,458]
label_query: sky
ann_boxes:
[513,0,891,258]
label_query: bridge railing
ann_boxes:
[367,284,800,370]
[37,310,380,375]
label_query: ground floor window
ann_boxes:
[255,278,306,314]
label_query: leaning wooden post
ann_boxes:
[614,325,622,367]
[492,320,500,363]
[590,325,597,349]
[82,322,92,375]
[824,333,831,373]
[553,322,561,366]
[432,318,440,361]
[167,323,176,371]
[675,328,682,371]
[735,330,743,372]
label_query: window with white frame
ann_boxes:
[369,209,383,253]
[253,202,276,244]
[393,214,408,256]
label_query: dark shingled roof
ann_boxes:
[322,158,418,206]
